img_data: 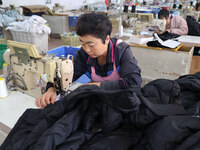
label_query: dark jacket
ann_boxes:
[46,38,142,91]
[73,38,142,89]
[186,16,200,36]
[2,73,200,150]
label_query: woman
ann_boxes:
[123,0,134,6]
[196,2,200,11]
[158,9,188,35]
[35,13,142,108]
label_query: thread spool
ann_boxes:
[0,77,8,99]
[131,5,136,13]
[178,4,182,9]
[173,3,177,9]
[3,63,8,79]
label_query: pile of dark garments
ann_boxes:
[2,72,200,150]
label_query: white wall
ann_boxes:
[2,0,104,10]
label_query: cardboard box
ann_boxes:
[21,5,47,16]
[190,56,200,74]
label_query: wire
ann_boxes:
[6,54,28,90]
[7,73,27,90]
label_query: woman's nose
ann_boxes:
[84,45,91,53]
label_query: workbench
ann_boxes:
[177,35,200,46]
[176,35,200,74]
[129,43,194,85]
[0,74,88,129]
[0,91,37,129]
[0,79,85,145]
[0,90,37,145]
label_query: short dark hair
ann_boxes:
[158,9,170,19]
[196,2,200,10]
[76,13,112,44]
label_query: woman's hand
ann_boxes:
[155,29,163,34]
[165,29,171,33]
[35,87,57,109]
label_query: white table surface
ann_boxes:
[177,35,200,45]
[0,82,83,129]
[0,91,38,128]
[0,74,87,129]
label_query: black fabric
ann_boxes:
[186,16,200,36]
[157,32,180,41]
[193,47,200,56]
[147,32,180,48]
[145,116,200,150]
[147,40,169,48]
[2,72,200,150]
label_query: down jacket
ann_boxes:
[1,72,200,150]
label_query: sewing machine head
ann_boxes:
[135,19,166,35]
[4,40,73,92]
[137,13,154,21]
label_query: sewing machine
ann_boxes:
[52,3,66,13]
[137,13,154,21]
[186,10,200,20]
[122,12,166,35]
[4,40,73,93]
[135,19,166,35]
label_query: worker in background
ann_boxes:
[164,0,171,5]
[153,0,162,5]
[164,0,179,3]
[35,13,142,109]
[158,9,188,35]
[173,0,179,3]
[123,0,134,6]
[196,2,200,11]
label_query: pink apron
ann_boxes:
[88,40,122,82]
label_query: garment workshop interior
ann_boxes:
[1,0,200,149]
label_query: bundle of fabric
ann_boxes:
[147,32,180,48]
[1,72,200,150]
[5,10,23,20]
[6,15,51,34]
[0,9,23,27]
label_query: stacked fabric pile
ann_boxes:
[1,72,200,150]
[0,9,23,27]
[6,15,51,34]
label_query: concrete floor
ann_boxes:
[48,36,63,50]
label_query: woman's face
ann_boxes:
[165,16,171,26]
[160,15,171,27]
[80,34,110,58]
[197,6,200,11]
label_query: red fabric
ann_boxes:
[105,0,108,6]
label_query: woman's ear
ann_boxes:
[105,35,110,45]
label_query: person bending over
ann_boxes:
[35,13,142,108]
[158,9,188,35]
